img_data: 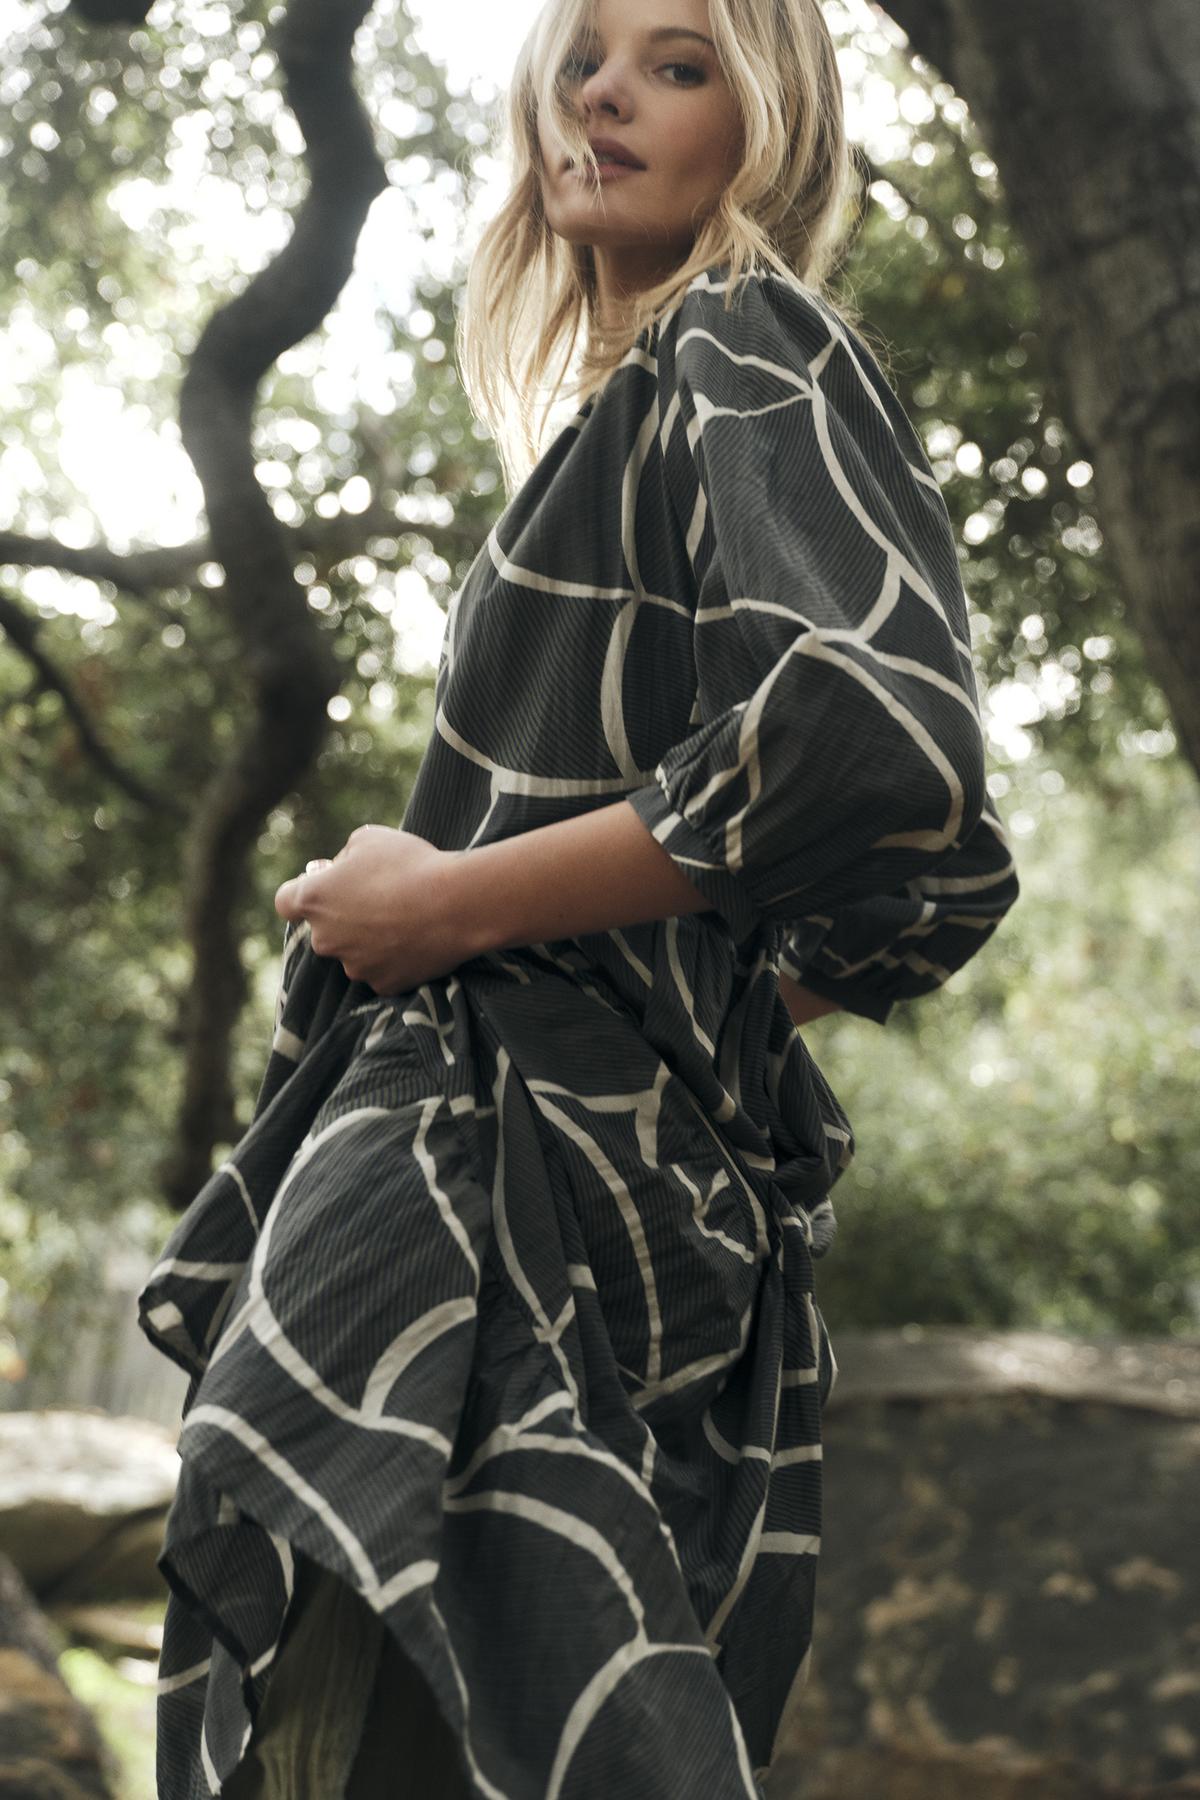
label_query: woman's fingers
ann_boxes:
[276,850,341,918]
[275,876,306,919]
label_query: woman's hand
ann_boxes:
[274,824,471,996]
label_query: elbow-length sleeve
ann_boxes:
[624,265,1019,972]
[777,790,1021,1025]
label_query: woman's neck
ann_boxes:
[589,242,691,333]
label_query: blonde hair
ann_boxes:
[456,0,865,495]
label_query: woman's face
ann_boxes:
[536,0,743,298]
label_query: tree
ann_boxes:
[877,0,1200,779]
[2,1,1196,1366]
[2,0,500,1205]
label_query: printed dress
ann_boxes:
[138,262,1020,1798]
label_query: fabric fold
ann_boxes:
[632,265,1013,962]
[139,926,831,1797]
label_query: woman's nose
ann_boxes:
[577,61,631,119]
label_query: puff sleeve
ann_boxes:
[777,790,1020,1025]
[624,266,1019,978]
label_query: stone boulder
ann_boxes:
[0,1410,177,1603]
[4,1335,1199,1797]
[767,1327,1200,1799]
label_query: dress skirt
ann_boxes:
[138,923,839,1798]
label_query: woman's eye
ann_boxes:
[559,55,704,85]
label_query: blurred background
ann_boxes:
[2,0,1198,1793]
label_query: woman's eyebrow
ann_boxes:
[644,27,716,48]
[579,26,716,50]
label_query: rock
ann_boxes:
[823,1325,1200,1418]
[0,1553,116,1797]
[0,1410,178,1602]
[767,1328,1200,1798]
[4,1334,1200,1795]
[49,1604,164,1659]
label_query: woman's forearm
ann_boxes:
[445,798,713,954]
[442,799,843,1022]
[273,805,849,1014]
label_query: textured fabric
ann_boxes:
[222,1550,470,1798]
[138,262,1018,1799]
[220,1550,383,1798]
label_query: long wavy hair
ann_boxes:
[456,0,864,496]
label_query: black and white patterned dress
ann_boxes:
[138,262,1020,1798]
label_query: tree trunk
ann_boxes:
[881,0,1200,780]
[162,0,388,1206]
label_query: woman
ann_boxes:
[139,0,1020,1794]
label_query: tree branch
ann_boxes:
[161,0,389,1209]
[0,533,186,598]
[70,0,153,23]
[0,505,456,598]
[874,0,958,85]
[0,590,178,813]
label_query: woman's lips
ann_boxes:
[575,162,644,180]
[568,161,645,181]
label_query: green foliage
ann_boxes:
[58,1637,159,1800]
[814,745,1200,1335]
[0,0,499,1369]
[0,1,1195,1384]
